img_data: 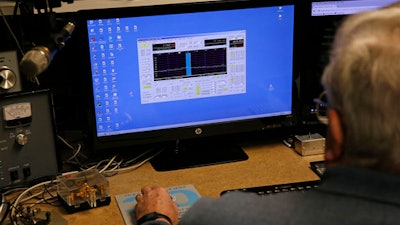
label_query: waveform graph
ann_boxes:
[153,48,227,81]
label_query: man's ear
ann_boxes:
[325,109,345,163]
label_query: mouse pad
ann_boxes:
[115,184,201,225]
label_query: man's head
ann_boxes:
[321,3,400,173]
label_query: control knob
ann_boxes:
[16,133,28,145]
[0,66,17,90]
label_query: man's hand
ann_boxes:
[135,185,179,225]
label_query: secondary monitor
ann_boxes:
[299,0,397,124]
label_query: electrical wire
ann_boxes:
[0,7,24,55]
[4,134,164,224]
[57,134,87,166]
[104,150,161,175]
[57,134,164,176]
[9,179,58,225]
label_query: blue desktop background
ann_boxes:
[87,4,295,136]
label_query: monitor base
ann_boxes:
[150,140,248,171]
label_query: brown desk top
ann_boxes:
[53,141,323,225]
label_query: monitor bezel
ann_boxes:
[78,0,299,152]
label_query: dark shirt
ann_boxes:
[178,165,400,225]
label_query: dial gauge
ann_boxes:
[3,102,32,121]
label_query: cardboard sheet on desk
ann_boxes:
[115,184,201,225]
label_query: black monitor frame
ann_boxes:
[78,0,299,171]
[297,0,397,125]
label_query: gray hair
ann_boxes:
[321,3,400,172]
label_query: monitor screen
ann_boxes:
[299,0,396,124]
[79,0,296,170]
[311,0,398,16]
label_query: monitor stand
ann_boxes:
[150,139,249,171]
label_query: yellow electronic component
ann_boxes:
[57,169,111,213]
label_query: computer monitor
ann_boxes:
[299,0,397,124]
[311,0,398,16]
[79,0,297,171]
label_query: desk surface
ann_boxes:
[53,141,323,225]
